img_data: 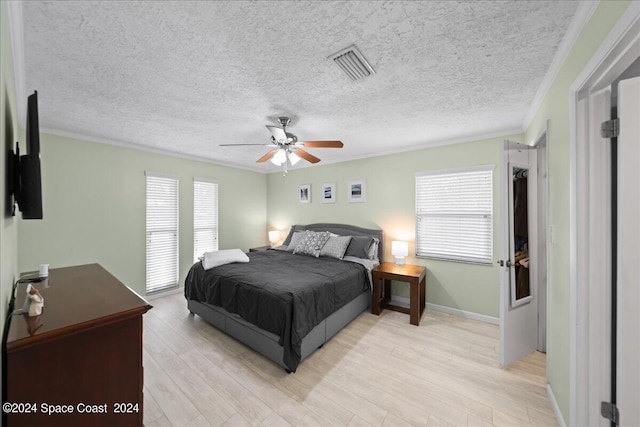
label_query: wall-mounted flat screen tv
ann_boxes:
[8,90,43,220]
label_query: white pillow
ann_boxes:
[368,237,380,261]
[202,249,249,270]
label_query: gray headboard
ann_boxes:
[282,223,383,260]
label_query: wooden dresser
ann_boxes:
[3,264,152,427]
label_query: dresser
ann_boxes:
[3,264,152,427]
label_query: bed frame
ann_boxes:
[188,223,383,371]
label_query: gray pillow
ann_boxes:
[282,228,297,246]
[319,235,352,259]
[293,231,331,257]
[286,231,305,252]
[344,236,375,259]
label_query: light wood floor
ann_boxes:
[142,293,557,427]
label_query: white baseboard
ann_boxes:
[145,286,183,300]
[390,296,499,325]
[547,383,567,427]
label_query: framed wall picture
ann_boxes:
[298,184,311,204]
[347,180,366,203]
[321,182,336,203]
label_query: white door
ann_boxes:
[499,141,538,366]
[616,76,640,427]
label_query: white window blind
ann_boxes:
[146,173,179,294]
[193,179,218,261]
[415,166,493,264]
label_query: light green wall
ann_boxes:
[4,1,634,424]
[524,1,631,424]
[268,134,523,318]
[17,133,267,297]
[1,0,19,344]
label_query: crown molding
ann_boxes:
[40,127,266,174]
[49,124,523,177]
[7,0,26,128]
[523,1,599,129]
[267,126,525,175]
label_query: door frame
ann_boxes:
[530,124,549,355]
[569,4,640,426]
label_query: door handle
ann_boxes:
[497,260,514,268]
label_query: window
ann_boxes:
[193,178,218,261]
[146,173,179,294]
[415,166,493,264]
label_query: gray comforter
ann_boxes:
[184,249,370,371]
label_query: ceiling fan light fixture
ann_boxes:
[271,149,287,166]
[222,116,343,175]
[288,151,301,165]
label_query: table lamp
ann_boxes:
[268,230,280,247]
[391,241,409,266]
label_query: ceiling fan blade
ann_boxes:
[299,140,344,148]
[256,149,278,163]
[266,125,287,143]
[293,148,321,164]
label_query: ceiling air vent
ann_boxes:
[329,45,375,81]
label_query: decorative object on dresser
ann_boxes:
[38,263,49,277]
[3,264,152,427]
[372,262,426,326]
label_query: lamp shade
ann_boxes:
[270,149,287,165]
[268,230,280,243]
[288,151,301,165]
[391,241,409,257]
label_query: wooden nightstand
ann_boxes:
[249,245,272,252]
[371,262,426,326]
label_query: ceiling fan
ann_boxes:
[220,117,343,175]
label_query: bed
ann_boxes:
[185,223,383,372]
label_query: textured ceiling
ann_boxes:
[21,1,580,172]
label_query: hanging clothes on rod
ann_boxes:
[513,168,528,180]
[512,167,530,300]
